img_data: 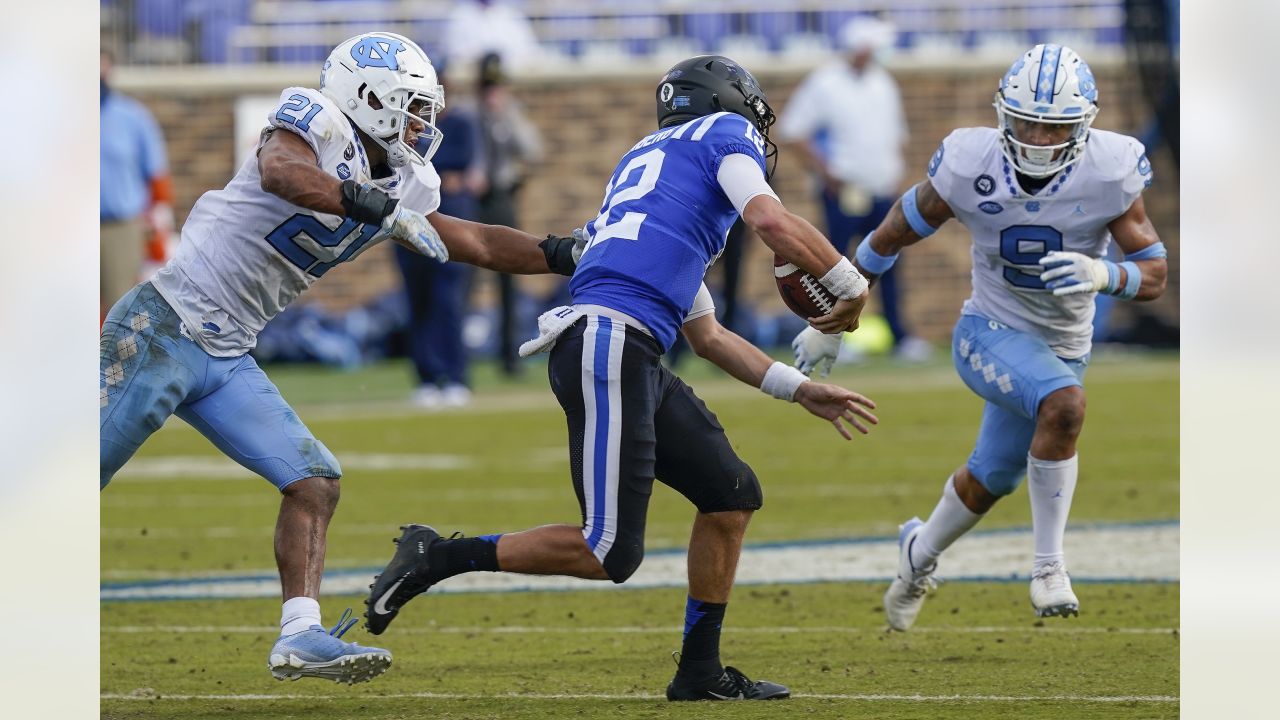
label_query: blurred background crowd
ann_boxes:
[100,0,1179,408]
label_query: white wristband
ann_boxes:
[761,361,809,402]
[819,257,869,300]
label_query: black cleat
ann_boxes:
[363,524,442,635]
[666,666,790,701]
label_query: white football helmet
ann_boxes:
[320,32,445,169]
[993,44,1099,178]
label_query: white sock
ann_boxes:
[280,596,322,637]
[912,475,984,568]
[1027,453,1078,570]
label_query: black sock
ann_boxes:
[427,534,501,582]
[677,596,727,681]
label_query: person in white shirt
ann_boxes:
[777,16,929,361]
[443,0,542,69]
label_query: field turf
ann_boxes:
[101,351,1178,719]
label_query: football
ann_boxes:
[774,255,838,319]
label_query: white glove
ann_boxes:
[571,226,588,264]
[382,205,449,263]
[792,326,842,378]
[1038,251,1110,297]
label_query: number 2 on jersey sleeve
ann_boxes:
[585,148,665,251]
[999,225,1063,289]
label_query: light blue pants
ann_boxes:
[100,282,341,490]
[952,314,1088,496]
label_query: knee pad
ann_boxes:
[602,534,645,584]
[969,460,1026,497]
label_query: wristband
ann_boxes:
[818,257,869,300]
[1116,261,1142,299]
[340,179,398,225]
[855,232,900,275]
[761,361,809,402]
[539,234,578,277]
[900,184,938,238]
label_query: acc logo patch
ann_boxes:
[927,142,945,177]
[336,163,352,180]
[350,36,405,70]
[973,174,995,196]
[979,201,1003,214]
[344,142,355,160]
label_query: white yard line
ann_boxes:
[104,624,1178,635]
[100,523,1178,601]
[100,690,1178,703]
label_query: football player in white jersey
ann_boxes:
[99,32,584,683]
[792,44,1169,629]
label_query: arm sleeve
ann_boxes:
[683,283,716,324]
[716,153,780,215]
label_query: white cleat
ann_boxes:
[1030,561,1080,618]
[883,517,937,631]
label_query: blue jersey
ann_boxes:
[570,112,768,351]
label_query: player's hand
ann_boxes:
[808,290,868,333]
[382,205,449,263]
[1039,251,1108,297]
[792,326,842,378]
[571,226,589,264]
[794,382,878,441]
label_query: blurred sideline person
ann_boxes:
[793,44,1168,629]
[475,52,545,375]
[777,16,929,362]
[365,55,879,702]
[395,65,487,409]
[101,47,173,317]
[100,33,585,684]
[444,0,541,69]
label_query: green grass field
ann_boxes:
[101,351,1179,719]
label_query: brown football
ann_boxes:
[774,254,838,319]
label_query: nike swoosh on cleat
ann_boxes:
[371,578,406,615]
[707,691,745,700]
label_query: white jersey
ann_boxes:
[151,87,442,357]
[928,127,1150,358]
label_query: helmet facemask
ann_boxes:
[994,95,1096,178]
[361,84,445,169]
[731,79,779,179]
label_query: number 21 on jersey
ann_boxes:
[584,148,665,252]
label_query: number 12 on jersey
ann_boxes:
[999,225,1063,289]
[584,148,665,253]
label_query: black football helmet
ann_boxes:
[656,55,778,177]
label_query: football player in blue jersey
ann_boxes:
[793,45,1169,629]
[99,32,586,684]
[365,55,880,701]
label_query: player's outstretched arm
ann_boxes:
[257,129,345,215]
[682,313,878,440]
[854,178,955,285]
[740,195,870,333]
[426,211,563,275]
[1038,196,1167,301]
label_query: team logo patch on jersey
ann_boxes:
[1025,201,1041,213]
[344,142,355,160]
[927,143,945,177]
[979,201,1003,214]
[350,36,405,70]
[974,174,995,196]
[336,163,352,180]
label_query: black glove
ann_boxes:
[539,233,580,276]
[340,179,398,224]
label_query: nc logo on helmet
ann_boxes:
[351,36,406,70]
